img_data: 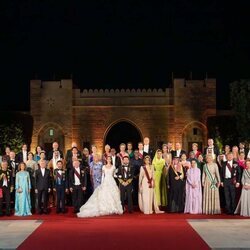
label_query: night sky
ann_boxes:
[1,1,250,111]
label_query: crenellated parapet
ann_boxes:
[79,88,168,97]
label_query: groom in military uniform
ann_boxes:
[117,156,134,213]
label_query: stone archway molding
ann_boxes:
[103,118,143,147]
[181,121,208,135]
[37,122,65,137]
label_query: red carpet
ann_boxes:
[0,208,245,250]
[17,216,209,250]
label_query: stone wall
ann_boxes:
[30,78,216,154]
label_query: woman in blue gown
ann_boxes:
[15,162,32,216]
[90,155,103,190]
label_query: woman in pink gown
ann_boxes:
[184,159,202,214]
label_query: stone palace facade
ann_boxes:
[30,78,216,154]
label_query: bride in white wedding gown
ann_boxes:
[77,156,123,217]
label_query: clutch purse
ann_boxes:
[0,188,3,198]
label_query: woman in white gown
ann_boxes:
[77,156,123,217]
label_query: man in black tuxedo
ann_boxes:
[203,138,219,158]
[117,156,134,213]
[65,142,82,163]
[0,161,13,216]
[143,137,155,159]
[130,150,143,205]
[69,160,87,213]
[53,160,68,213]
[8,151,18,177]
[171,142,186,158]
[138,142,147,160]
[35,160,51,214]
[17,143,28,163]
[110,148,121,169]
[221,152,241,214]
[48,141,64,161]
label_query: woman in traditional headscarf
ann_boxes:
[184,159,202,214]
[152,150,167,208]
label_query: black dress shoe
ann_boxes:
[43,210,48,214]
[6,212,11,216]
[56,210,61,214]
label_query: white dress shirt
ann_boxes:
[112,156,116,167]
[143,145,149,153]
[23,150,27,163]
[124,166,128,179]
[176,149,181,157]
[3,175,7,187]
[225,160,233,178]
[74,167,81,185]
[41,168,45,177]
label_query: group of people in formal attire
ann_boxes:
[0,138,250,218]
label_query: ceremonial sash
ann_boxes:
[226,163,233,172]
[56,171,62,179]
[143,166,153,188]
[56,171,63,183]
[204,164,217,189]
[226,163,236,184]
[74,169,81,181]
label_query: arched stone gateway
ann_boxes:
[104,120,143,151]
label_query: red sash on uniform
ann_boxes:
[56,171,62,179]
[143,166,153,188]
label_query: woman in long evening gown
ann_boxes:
[90,155,103,190]
[138,156,164,214]
[184,160,202,214]
[235,159,250,216]
[77,156,123,217]
[152,150,167,207]
[15,162,32,216]
[202,154,221,214]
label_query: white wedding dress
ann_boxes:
[77,165,123,217]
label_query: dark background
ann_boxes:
[1,1,250,111]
